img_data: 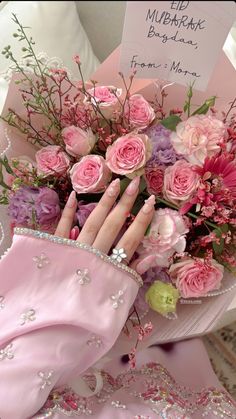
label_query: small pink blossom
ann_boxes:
[36,146,70,177]
[138,208,189,267]
[4,156,35,187]
[62,125,96,157]
[169,257,224,298]
[163,160,200,206]
[70,155,112,193]
[73,54,81,64]
[124,94,155,129]
[171,115,227,165]
[106,133,152,176]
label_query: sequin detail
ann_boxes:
[14,227,143,287]
[0,295,5,310]
[110,290,124,309]
[38,370,54,390]
[37,364,236,417]
[0,343,14,361]
[33,253,50,269]
[87,335,103,348]
[76,269,91,285]
[20,309,36,326]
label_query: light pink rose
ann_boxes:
[138,208,189,267]
[105,133,152,176]
[62,126,96,157]
[86,85,122,119]
[70,155,112,193]
[124,94,155,129]
[145,166,164,195]
[171,115,227,165]
[169,257,224,298]
[4,156,35,187]
[163,160,200,206]
[36,146,70,177]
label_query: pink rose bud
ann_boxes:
[163,160,200,206]
[70,155,112,193]
[124,94,155,129]
[62,126,96,157]
[36,145,71,177]
[105,132,152,176]
[85,85,122,119]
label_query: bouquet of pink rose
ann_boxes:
[1,15,236,324]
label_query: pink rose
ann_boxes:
[163,160,200,206]
[4,156,35,187]
[106,133,152,176]
[138,208,189,267]
[169,257,224,298]
[36,146,70,176]
[70,155,112,193]
[86,85,122,119]
[145,166,164,195]
[124,94,155,129]
[62,126,96,157]
[171,115,227,165]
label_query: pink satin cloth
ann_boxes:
[0,229,235,418]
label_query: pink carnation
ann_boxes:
[138,208,189,267]
[62,125,96,157]
[163,160,200,206]
[36,146,70,177]
[171,115,227,165]
[70,155,112,193]
[169,257,224,298]
[124,94,155,130]
[106,133,152,176]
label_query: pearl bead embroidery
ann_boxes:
[110,290,124,309]
[38,370,54,390]
[0,343,14,361]
[33,253,50,269]
[0,295,5,310]
[76,269,91,285]
[15,228,143,287]
[20,309,36,326]
[87,335,103,348]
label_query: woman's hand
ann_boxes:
[55,177,155,272]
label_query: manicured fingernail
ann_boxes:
[107,178,120,197]
[136,260,151,274]
[70,226,80,240]
[142,195,155,214]
[67,190,77,208]
[126,177,140,196]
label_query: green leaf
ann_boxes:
[191,96,216,116]
[120,176,147,197]
[160,115,181,131]
[145,222,151,236]
[212,224,229,255]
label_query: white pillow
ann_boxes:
[0,0,100,112]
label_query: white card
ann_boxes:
[120,1,236,91]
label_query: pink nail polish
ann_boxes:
[67,191,77,208]
[107,178,120,197]
[142,195,155,214]
[136,260,150,274]
[69,226,80,240]
[126,177,140,196]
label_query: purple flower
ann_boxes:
[145,124,178,166]
[76,201,97,227]
[8,186,61,228]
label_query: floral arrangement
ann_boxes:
[1,15,236,328]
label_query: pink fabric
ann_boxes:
[0,232,235,418]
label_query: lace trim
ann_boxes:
[36,363,236,418]
[14,227,143,287]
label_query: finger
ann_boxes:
[54,190,77,238]
[114,195,155,263]
[77,178,120,245]
[93,176,141,253]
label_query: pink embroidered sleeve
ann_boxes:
[0,229,140,419]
